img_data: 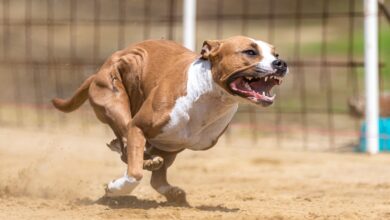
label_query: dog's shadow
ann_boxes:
[73,196,239,213]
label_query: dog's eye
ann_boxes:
[243,50,258,56]
[275,53,279,58]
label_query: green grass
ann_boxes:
[379,27,390,88]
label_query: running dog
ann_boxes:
[52,36,288,203]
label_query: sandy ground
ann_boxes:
[1,126,390,220]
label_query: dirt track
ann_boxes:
[1,126,390,220]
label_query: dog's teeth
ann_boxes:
[264,76,268,82]
[262,91,265,96]
[245,76,253,81]
[244,82,251,90]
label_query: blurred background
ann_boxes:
[0,0,389,151]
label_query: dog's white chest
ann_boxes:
[149,59,238,152]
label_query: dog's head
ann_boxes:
[201,36,288,106]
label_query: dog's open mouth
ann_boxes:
[228,73,283,106]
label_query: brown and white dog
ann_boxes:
[52,36,288,203]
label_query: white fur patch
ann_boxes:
[149,59,238,152]
[105,172,140,197]
[164,59,214,130]
[252,39,277,73]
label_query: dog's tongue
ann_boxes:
[249,80,266,93]
[229,77,275,102]
[230,78,260,94]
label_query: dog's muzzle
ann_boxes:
[271,59,288,76]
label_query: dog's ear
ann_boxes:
[200,40,221,60]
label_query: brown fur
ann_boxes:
[52,36,281,202]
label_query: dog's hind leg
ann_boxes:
[88,68,143,197]
[149,147,187,204]
[90,75,131,163]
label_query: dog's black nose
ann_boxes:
[272,59,288,76]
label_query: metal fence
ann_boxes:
[0,0,389,151]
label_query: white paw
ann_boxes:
[105,174,140,197]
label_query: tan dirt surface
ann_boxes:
[1,126,390,220]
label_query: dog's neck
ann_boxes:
[152,59,239,152]
[163,59,238,133]
[185,59,237,105]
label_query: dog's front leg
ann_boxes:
[149,150,187,204]
[105,124,145,197]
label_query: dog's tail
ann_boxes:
[51,75,95,113]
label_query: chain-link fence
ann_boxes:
[0,0,389,150]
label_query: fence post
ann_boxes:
[183,0,196,51]
[364,0,379,154]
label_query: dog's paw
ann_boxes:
[106,139,122,154]
[104,174,140,197]
[162,186,187,204]
[143,155,164,171]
